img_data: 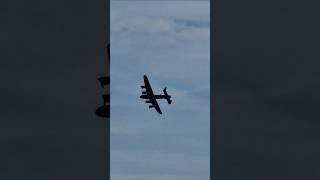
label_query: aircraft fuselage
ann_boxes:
[140,95,167,99]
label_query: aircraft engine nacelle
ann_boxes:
[149,105,154,108]
[141,86,145,89]
[95,105,110,118]
[145,100,151,103]
[142,91,147,94]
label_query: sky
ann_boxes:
[110,1,210,180]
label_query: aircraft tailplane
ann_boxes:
[163,87,172,104]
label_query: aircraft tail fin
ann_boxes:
[163,87,172,104]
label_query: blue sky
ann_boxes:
[110,1,210,179]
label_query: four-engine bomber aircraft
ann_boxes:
[140,75,172,114]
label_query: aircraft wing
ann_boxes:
[143,75,154,95]
[143,75,162,114]
[150,97,162,114]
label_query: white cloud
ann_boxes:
[111,150,209,178]
[111,1,210,89]
[111,174,207,180]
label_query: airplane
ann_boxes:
[139,75,172,114]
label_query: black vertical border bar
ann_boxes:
[105,0,110,179]
[211,0,216,179]
[107,0,110,178]
[100,0,110,179]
